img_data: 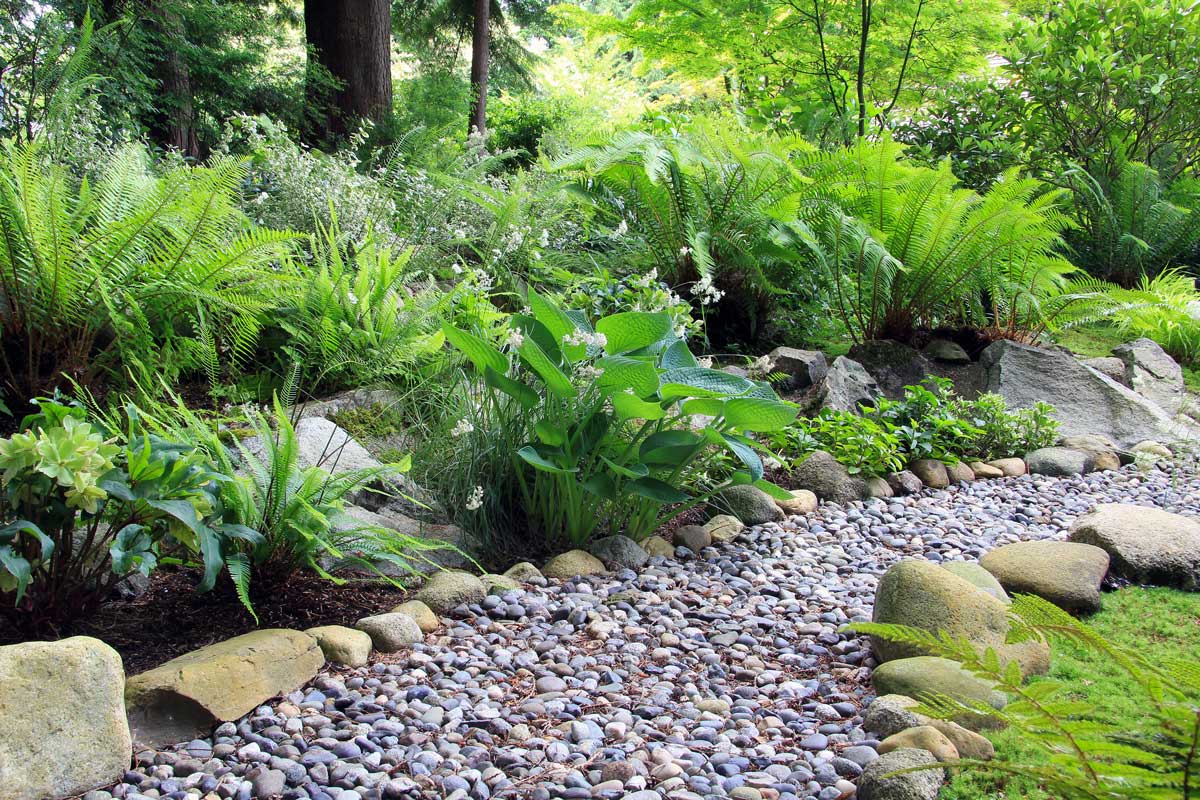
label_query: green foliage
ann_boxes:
[1006,0,1200,179]
[489,92,569,165]
[0,137,297,405]
[1065,161,1200,287]
[0,400,260,634]
[276,225,452,396]
[442,290,797,548]
[952,394,1060,461]
[554,124,817,346]
[801,139,1076,343]
[849,592,1200,799]
[1049,269,1200,363]
[866,378,983,463]
[768,409,903,477]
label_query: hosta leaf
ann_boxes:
[660,339,699,369]
[597,312,674,354]
[600,455,650,479]
[517,445,576,474]
[610,393,666,420]
[626,477,689,504]
[723,397,799,432]
[484,366,539,409]
[582,473,616,499]
[596,355,659,397]
[518,337,576,398]
[721,433,763,481]
[681,397,726,417]
[529,290,585,362]
[660,367,755,400]
[753,478,793,500]
[442,324,507,375]
[640,430,704,464]
[535,421,565,446]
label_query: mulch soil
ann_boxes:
[58,568,408,674]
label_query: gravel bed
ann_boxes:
[109,464,1200,800]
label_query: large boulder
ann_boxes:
[542,550,607,579]
[766,346,829,390]
[718,484,785,525]
[590,535,650,570]
[791,449,869,504]
[0,637,131,800]
[1082,356,1128,385]
[980,541,1109,613]
[126,629,323,746]
[856,749,944,800]
[940,561,1009,603]
[304,625,373,666]
[1069,504,1200,590]
[871,559,1049,676]
[909,459,949,490]
[1024,446,1091,477]
[356,612,423,651]
[848,340,934,399]
[923,339,971,364]
[872,657,1007,711]
[980,339,1189,448]
[816,356,883,413]
[1113,337,1185,414]
[413,571,486,613]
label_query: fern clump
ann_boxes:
[849,594,1200,799]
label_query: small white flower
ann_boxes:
[451,263,464,275]
[466,486,484,511]
[698,356,714,368]
[451,418,475,438]
[562,331,608,348]
[613,219,628,237]
[539,229,551,248]
[679,246,692,257]
[505,329,525,349]
[576,364,603,381]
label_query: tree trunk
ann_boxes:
[468,0,490,135]
[856,0,871,138]
[149,4,199,158]
[305,0,394,142]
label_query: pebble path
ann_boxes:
[109,464,1200,800]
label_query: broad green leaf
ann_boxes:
[721,433,764,482]
[660,339,699,369]
[516,445,576,474]
[518,337,576,398]
[535,421,565,446]
[483,366,539,409]
[0,545,31,602]
[681,397,726,417]
[596,355,659,397]
[660,367,755,400]
[626,476,689,504]
[723,397,799,432]
[753,479,793,500]
[596,312,674,354]
[610,392,666,420]
[442,324,508,375]
[529,290,585,361]
[640,430,704,464]
[582,473,616,499]
[600,455,650,479]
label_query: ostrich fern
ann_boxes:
[848,594,1200,800]
[0,138,298,405]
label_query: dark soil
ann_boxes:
[63,568,408,674]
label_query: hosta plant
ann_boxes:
[443,291,798,546]
[0,400,260,635]
[847,594,1200,800]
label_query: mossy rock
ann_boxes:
[872,656,1007,711]
[413,571,486,613]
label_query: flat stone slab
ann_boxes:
[1069,503,1200,590]
[126,629,323,747]
[981,540,1110,613]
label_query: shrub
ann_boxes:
[489,92,569,166]
[0,400,259,635]
[768,409,904,478]
[866,378,982,463]
[849,594,1200,799]
[442,291,797,548]
[953,394,1059,460]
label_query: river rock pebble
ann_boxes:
[111,461,1200,800]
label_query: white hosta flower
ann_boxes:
[697,356,714,368]
[466,486,484,511]
[451,418,475,438]
[505,329,525,349]
[691,275,725,306]
[563,331,608,348]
